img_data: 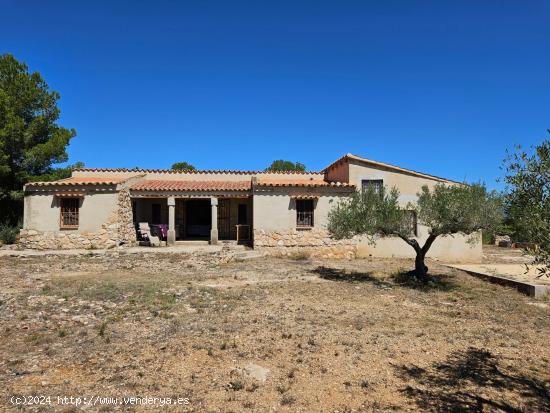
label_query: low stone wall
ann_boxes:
[19,225,120,250]
[253,228,357,259]
[18,189,137,250]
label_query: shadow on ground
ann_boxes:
[312,266,392,288]
[391,271,457,292]
[395,347,550,412]
[313,266,457,291]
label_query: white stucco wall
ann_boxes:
[252,189,351,232]
[24,194,60,232]
[356,226,482,263]
[347,159,450,203]
[24,191,118,233]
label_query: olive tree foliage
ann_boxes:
[0,54,76,224]
[503,134,550,277]
[328,184,503,281]
[27,161,84,182]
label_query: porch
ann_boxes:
[131,196,252,246]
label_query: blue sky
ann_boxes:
[2,1,549,188]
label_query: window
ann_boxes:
[403,210,417,237]
[60,198,79,229]
[361,179,383,194]
[296,199,314,227]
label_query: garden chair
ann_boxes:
[137,222,161,247]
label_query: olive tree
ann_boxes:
[327,183,503,282]
[504,134,550,277]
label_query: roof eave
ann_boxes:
[323,153,462,185]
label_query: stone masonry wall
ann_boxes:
[18,189,137,250]
[116,188,136,246]
[254,228,357,259]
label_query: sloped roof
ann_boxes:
[75,167,318,175]
[25,177,128,187]
[324,153,461,184]
[256,178,354,188]
[131,180,252,191]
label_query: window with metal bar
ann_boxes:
[296,199,314,227]
[60,198,80,229]
[361,179,383,194]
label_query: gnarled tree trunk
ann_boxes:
[399,233,438,283]
[415,251,429,281]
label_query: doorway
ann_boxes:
[218,199,231,240]
[185,200,211,238]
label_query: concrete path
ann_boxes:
[446,263,550,298]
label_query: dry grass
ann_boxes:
[0,252,549,412]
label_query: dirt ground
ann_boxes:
[0,249,549,412]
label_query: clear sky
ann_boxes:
[2,1,549,188]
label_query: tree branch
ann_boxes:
[397,234,421,253]
[421,234,438,255]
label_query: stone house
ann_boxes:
[19,153,481,261]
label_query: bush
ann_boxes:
[482,223,514,245]
[0,223,20,245]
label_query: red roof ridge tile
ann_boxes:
[76,167,321,175]
[25,177,129,187]
[256,178,354,188]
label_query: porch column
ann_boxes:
[167,196,176,246]
[210,197,218,245]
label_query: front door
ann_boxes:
[218,199,230,240]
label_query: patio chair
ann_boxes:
[137,222,161,247]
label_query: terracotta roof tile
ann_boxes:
[131,180,252,191]
[77,167,318,175]
[26,177,127,187]
[256,178,354,188]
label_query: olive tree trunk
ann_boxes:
[398,234,438,282]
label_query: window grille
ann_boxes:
[361,179,384,194]
[60,198,79,229]
[296,199,314,227]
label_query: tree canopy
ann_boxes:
[328,183,503,281]
[27,161,85,183]
[171,161,196,171]
[0,54,76,223]
[504,132,550,277]
[265,160,306,172]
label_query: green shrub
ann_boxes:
[0,223,20,244]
